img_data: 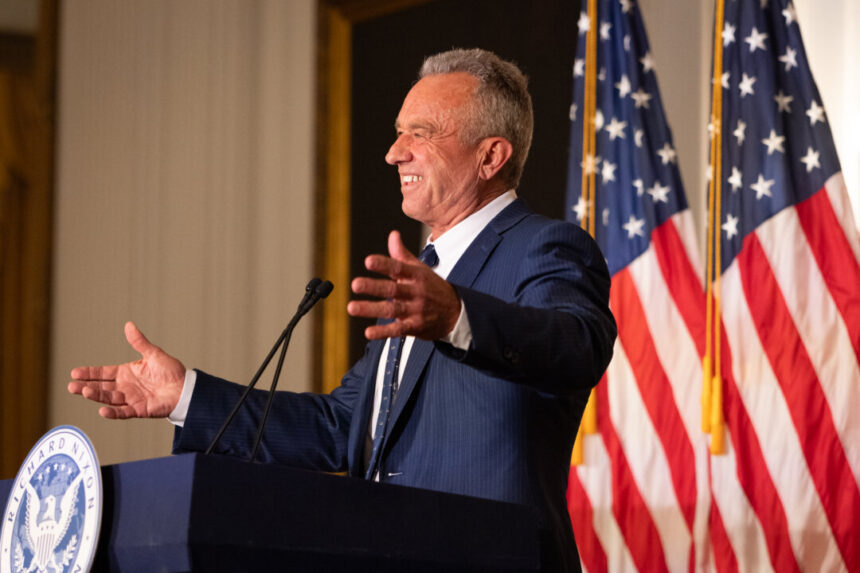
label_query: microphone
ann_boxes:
[205,278,333,458]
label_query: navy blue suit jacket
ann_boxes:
[173,199,616,571]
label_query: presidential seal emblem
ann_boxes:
[1,426,102,573]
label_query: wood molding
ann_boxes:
[0,0,57,479]
[313,0,433,393]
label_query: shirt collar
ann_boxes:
[427,190,517,280]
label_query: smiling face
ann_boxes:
[385,73,506,238]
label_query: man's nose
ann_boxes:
[385,135,411,165]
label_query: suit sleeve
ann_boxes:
[441,220,616,396]
[171,343,376,472]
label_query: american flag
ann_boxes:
[564,0,860,571]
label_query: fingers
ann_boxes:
[68,380,122,404]
[347,299,409,320]
[99,405,138,420]
[70,365,119,381]
[363,321,411,340]
[350,276,414,300]
[124,321,157,358]
[363,254,414,280]
[387,230,420,264]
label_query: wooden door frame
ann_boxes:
[313,0,432,393]
[0,0,57,478]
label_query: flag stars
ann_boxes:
[779,46,798,71]
[632,88,653,108]
[708,118,721,137]
[774,90,794,113]
[720,71,731,89]
[745,27,768,53]
[633,178,644,196]
[640,52,655,73]
[573,59,585,77]
[800,147,821,172]
[620,0,633,13]
[734,120,747,145]
[722,214,740,239]
[807,100,826,125]
[581,154,601,175]
[624,35,631,52]
[623,214,646,238]
[657,142,677,164]
[728,166,743,191]
[634,129,644,148]
[723,22,736,47]
[615,75,632,98]
[601,160,618,183]
[762,129,786,155]
[751,174,776,199]
[572,196,589,222]
[578,11,590,35]
[647,181,671,203]
[782,3,797,25]
[594,110,605,131]
[605,117,627,140]
[739,73,756,97]
[569,103,577,121]
[600,21,612,40]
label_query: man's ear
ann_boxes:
[476,137,514,181]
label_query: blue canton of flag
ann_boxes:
[565,0,689,276]
[717,0,841,269]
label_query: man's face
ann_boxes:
[385,73,485,235]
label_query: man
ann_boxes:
[69,49,616,571]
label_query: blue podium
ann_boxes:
[1,453,539,571]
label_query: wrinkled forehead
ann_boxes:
[395,72,478,129]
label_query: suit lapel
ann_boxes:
[447,198,530,287]
[386,337,433,431]
[382,199,532,441]
[347,337,385,476]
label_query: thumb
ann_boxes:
[124,321,157,358]
[387,230,419,264]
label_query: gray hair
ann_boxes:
[419,48,533,189]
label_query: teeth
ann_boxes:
[402,175,423,183]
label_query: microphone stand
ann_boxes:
[204,278,333,459]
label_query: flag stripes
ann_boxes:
[596,374,672,573]
[563,1,860,570]
[709,432,784,573]
[611,268,698,533]
[706,489,738,573]
[721,257,846,571]
[795,180,860,359]
[739,227,859,569]
[567,467,608,573]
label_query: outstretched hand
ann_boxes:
[68,322,186,419]
[348,230,461,341]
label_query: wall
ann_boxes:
[796,0,860,226]
[639,0,712,242]
[50,0,316,465]
[47,0,856,467]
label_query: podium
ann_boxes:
[1,453,540,571]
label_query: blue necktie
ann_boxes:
[365,243,438,479]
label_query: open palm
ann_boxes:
[68,322,186,419]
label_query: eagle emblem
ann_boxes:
[2,427,102,573]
